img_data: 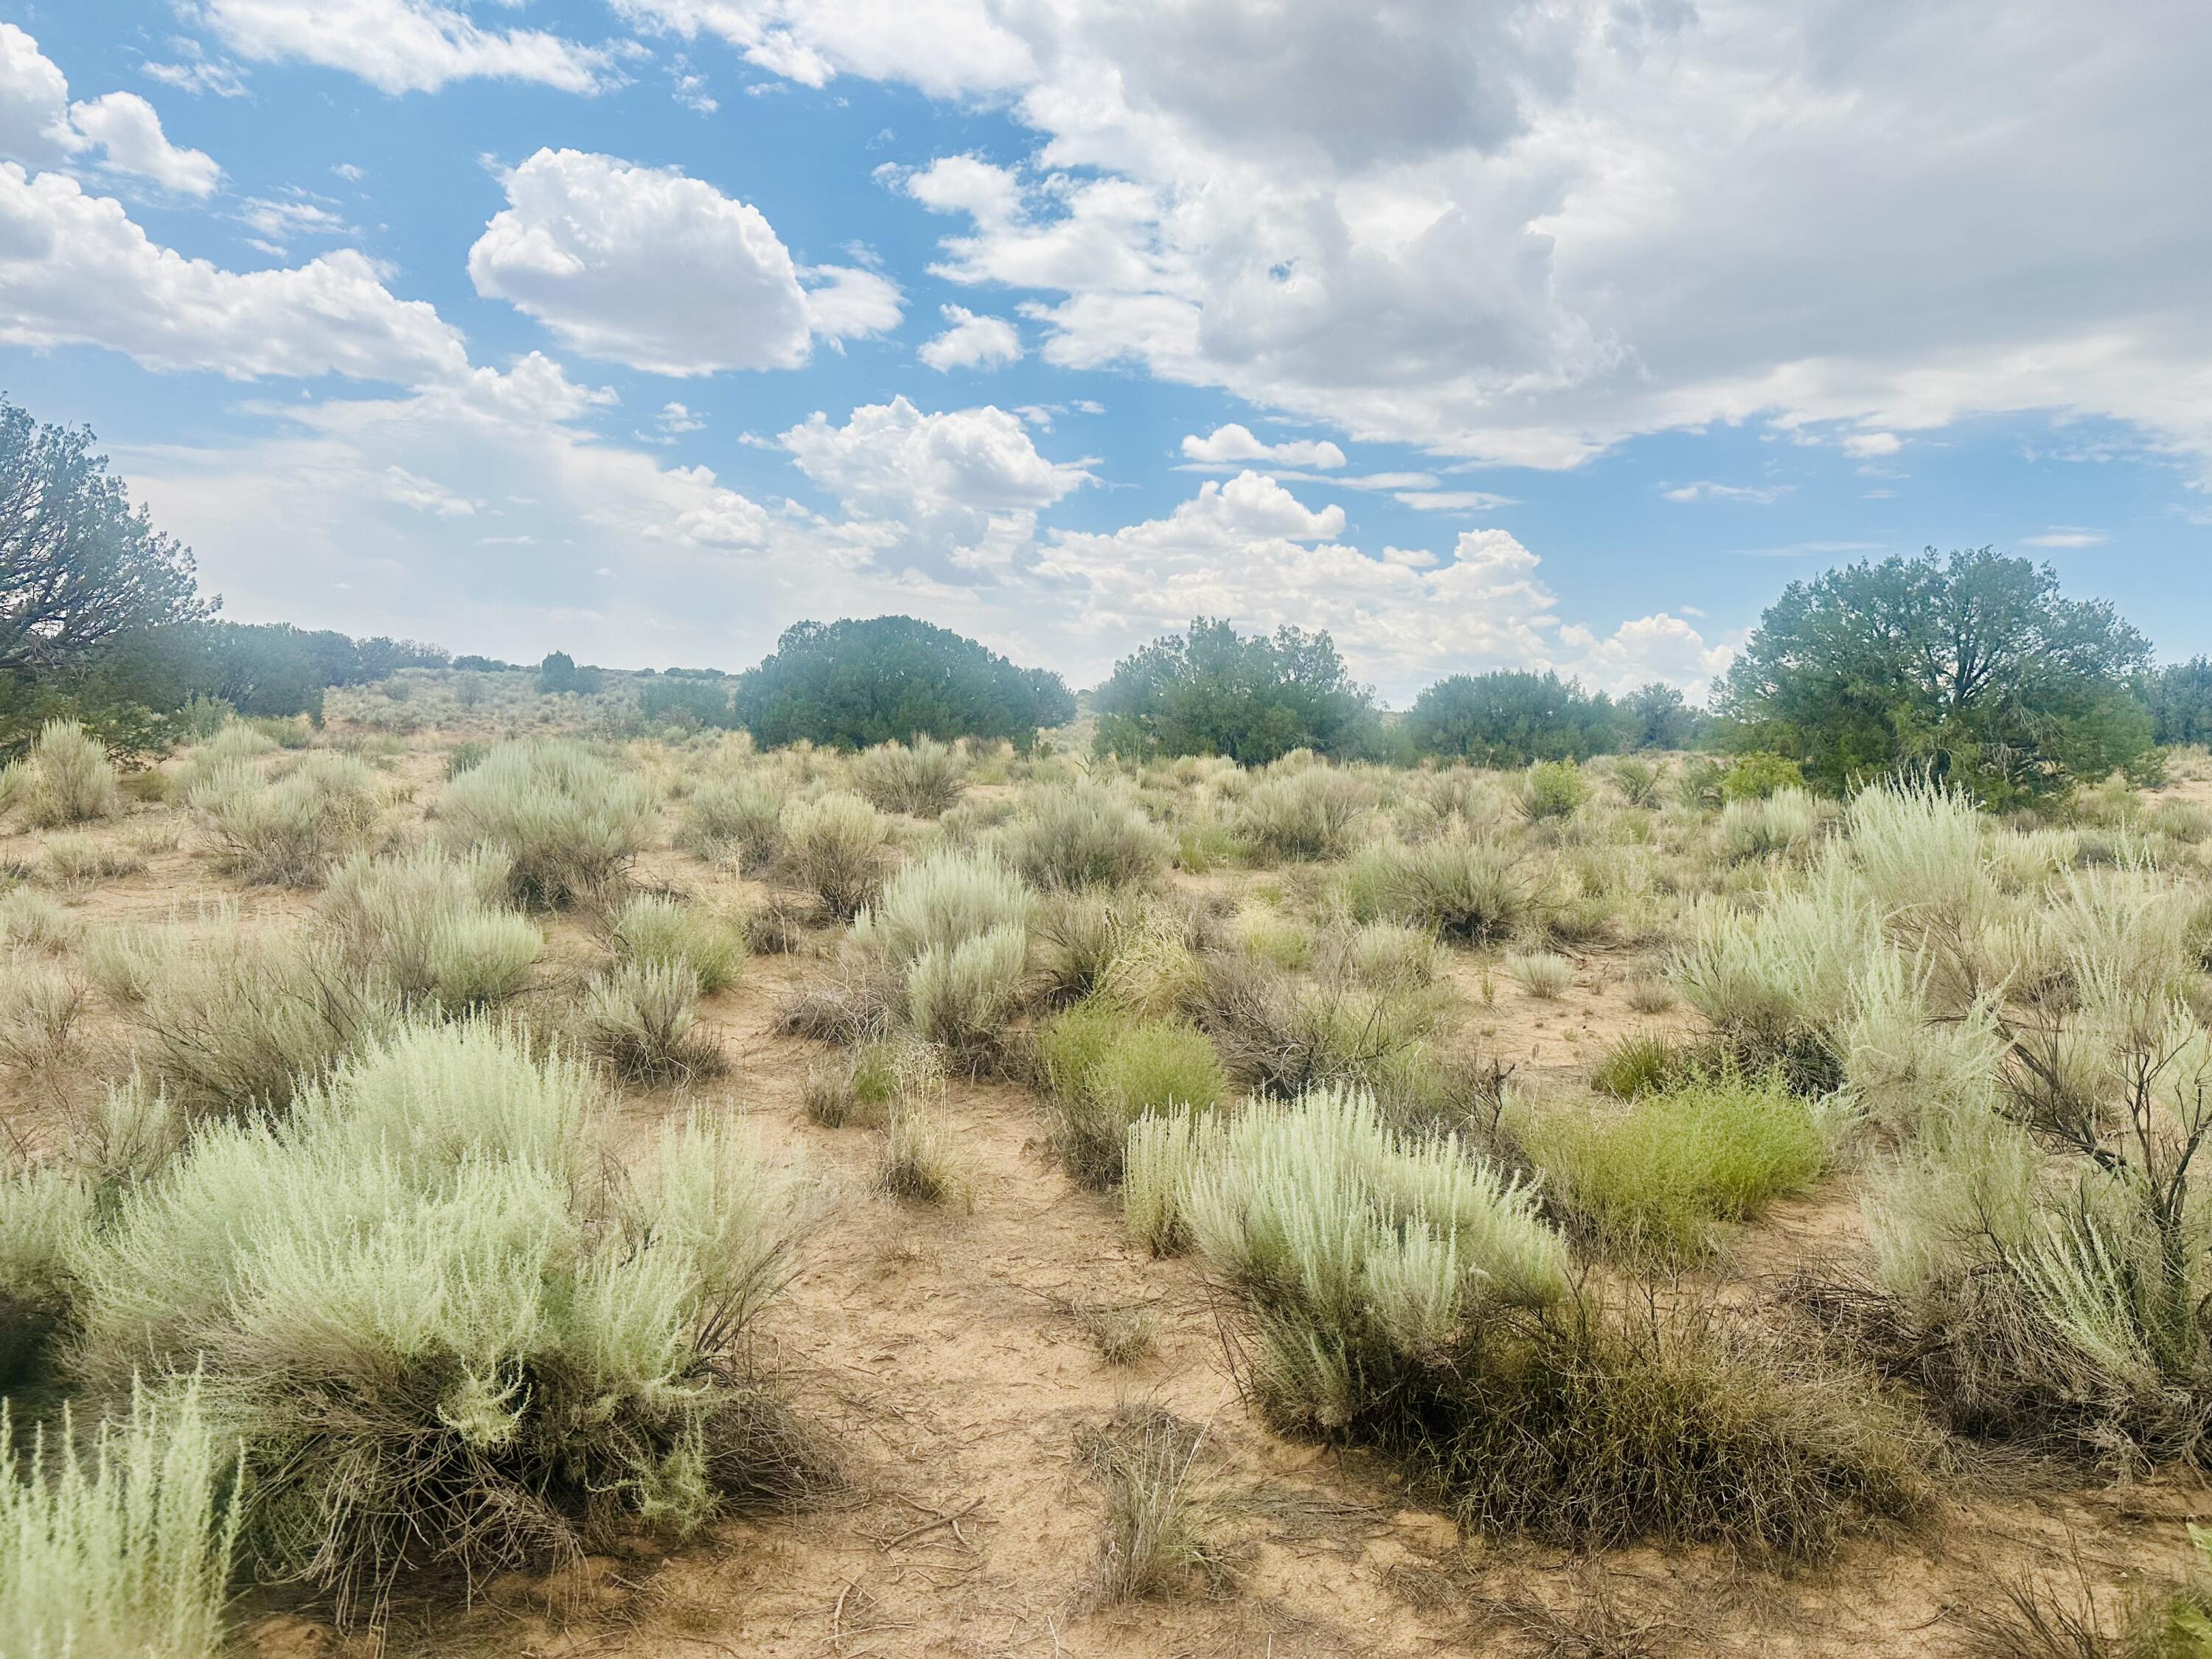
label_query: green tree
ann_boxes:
[0,397,209,676]
[1404,669,1630,765]
[1717,546,2154,803]
[1092,617,1377,763]
[1625,681,1699,750]
[733,616,1074,750]
[2147,657,2212,747]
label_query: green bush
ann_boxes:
[1525,1071,1826,1258]
[1518,759,1589,822]
[1720,751,1807,801]
[438,740,658,909]
[1405,671,1629,766]
[734,616,1072,751]
[0,1380,240,1659]
[72,1023,807,1624]
[1039,1001,1227,1186]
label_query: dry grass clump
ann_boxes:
[0,1379,240,1659]
[0,720,122,827]
[1194,952,1431,1100]
[1038,999,1228,1186]
[613,891,748,995]
[876,1101,965,1205]
[804,1034,936,1129]
[0,886,78,952]
[852,736,967,817]
[1132,1087,1921,1555]
[1237,766,1371,862]
[581,959,720,1082]
[1346,834,1532,944]
[1323,920,1447,991]
[1001,779,1175,889]
[1075,1406,1231,1607]
[0,958,88,1076]
[318,844,542,1014]
[39,831,146,890]
[1,1161,94,1384]
[438,739,658,909]
[133,914,397,1116]
[782,790,894,919]
[71,1022,813,1625]
[189,750,382,886]
[1719,787,1820,864]
[1505,950,1575,999]
[1524,1071,1826,1259]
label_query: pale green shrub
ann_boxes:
[0,886,77,952]
[3,720,122,827]
[0,1379,240,1659]
[855,847,1033,972]
[783,790,893,918]
[39,831,145,888]
[0,1161,94,1382]
[172,721,278,799]
[905,923,1027,1062]
[1519,760,1588,823]
[0,958,87,1074]
[72,1023,804,1623]
[613,892,747,995]
[1674,865,1875,1079]
[1124,1110,1208,1256]
[1504,950,1573,1000]
[852,737,967,818]
[1237,768,1371,862]
[82,925,167,1006]
[319,844,542,1012]
[190,750,381,886]
[1719,787,1818,863]
[677,773,787,865]
[439,740,658,909]
[1001,781,1173,889]
[1328,922,1447,991]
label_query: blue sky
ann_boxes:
[1,0,2206,702]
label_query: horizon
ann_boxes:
[1,1,2207,705]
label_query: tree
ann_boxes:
[0,397,208,675]
[1717,546,2155,802]
[537,651,604,696]
[732,616,1074,750]
[2147,658,2212,747]
[1625,681,1699,751]
[1403,669,1630,765]
[1092,617,1377,764]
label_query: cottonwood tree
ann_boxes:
[0,397,208,676]
[1717,546,2154,802]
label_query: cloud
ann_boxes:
[0,26,220,195]
[469,149,896,375]
[194,0,614,95]
[919,305,1022,371]
[236,192,349,254]
[0,164,468,382]
[777,395,1086,568]
[1179,422,1346,470]
[2021,526,2108,548]
[1394,489,1514,510]
[64,93,220,195]
[611,0,1032,99]
[1660,481,1790,504]
[726,1,2212,481]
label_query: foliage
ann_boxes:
[0,1380,240,1659]
[1519,759,1589,821]
[1237,765,1371,860]
[189,750,382,886]
[1718,546,2156,803]
[1093,617,1378,764]
[1039,1001,1226,1186]
[613,892,747,995]
[1720,751,1807,801]
[72,1023,806,1624]
[1625,681,1700,751]
[1000,780,1175,889]
[782,791,893,918]
[535,650,606,696]
[1405,670,1630,766]
[734,616,1072,751]
[438,740,658,909]
[852,736,968,817]
[2149,657,2212,748]
[1,718,121,826]
[318,844,542,1013]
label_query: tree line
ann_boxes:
[5,393,2209,799]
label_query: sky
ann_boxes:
[0,1,2206,705]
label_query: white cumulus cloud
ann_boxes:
[1180,422,1346,470]
[0,27,220,195]
[469,149,897,375]
[195,0,613,95]
[919,305,1022,372]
